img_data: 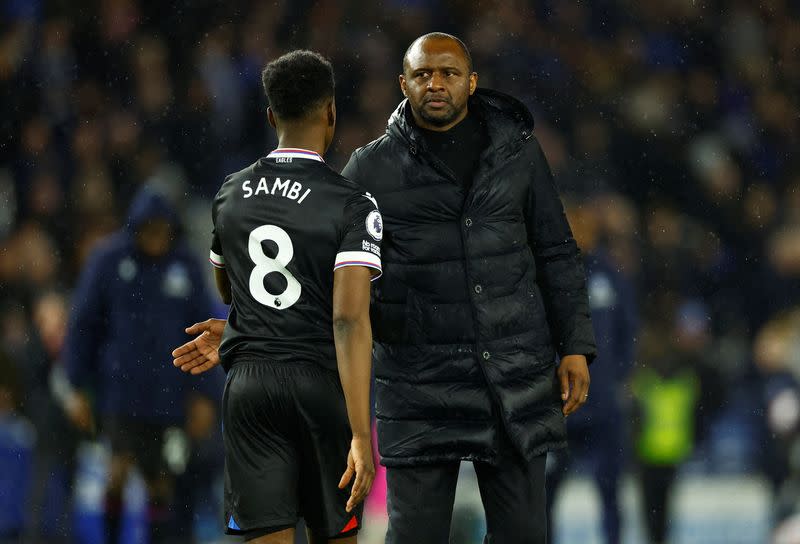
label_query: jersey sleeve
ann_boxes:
[209,229,224,268]
[209,191,225,268]
[334,191,383,280]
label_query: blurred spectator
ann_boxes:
[22,290,77,543]
[547,196,638,544]
[754,310,800,529]
[631,299,725,544]
[0,350,34,543]
[61,185,222,543]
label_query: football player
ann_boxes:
[196,50,380,544]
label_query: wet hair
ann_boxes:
[402,32,473,73]
[261,50,335,119]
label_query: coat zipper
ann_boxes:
[402,125,535,457]
[456,165,518,458]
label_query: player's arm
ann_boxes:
[333,265,375,511]
[334,190,382,510]
[172,318,226,374]
[213,267,232,305]
[174,194,230,373]
[209,192,231,305]
[333,265,373,439]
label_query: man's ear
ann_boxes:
[469,72,478,95]
[399,74,408,98]
[327,100,336,127]
[267,107,277,128]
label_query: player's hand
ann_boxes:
[172,319,226,375]
[558,354,590,416]
[338,434,375,512]
[65,391,95,434]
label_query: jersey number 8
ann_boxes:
[248,225,301,310]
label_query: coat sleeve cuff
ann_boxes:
[559,346,597,364]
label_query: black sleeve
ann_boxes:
[334,190,383,280]
[525,136,597,361]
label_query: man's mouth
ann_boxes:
[425,97,449,108]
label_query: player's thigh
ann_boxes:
[223,363,300,531]
[304,528,358,544]
[246,527,295,544]
[291,363,360,538]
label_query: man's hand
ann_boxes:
[172,319,226,375]
[65,391,95,434]
[337,434,375,512]
[557,354,590,416]
[185,394,217,441]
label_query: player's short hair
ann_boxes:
[403,32,473,73]
[261,50,335,120]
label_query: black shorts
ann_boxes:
[222,361,362,539]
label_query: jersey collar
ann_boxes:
[267,148,325,162]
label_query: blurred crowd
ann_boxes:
[1,0,799,542]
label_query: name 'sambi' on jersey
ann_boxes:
[242,177,311,204]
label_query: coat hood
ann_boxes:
[125,186,182,234]
[385,87,535,155]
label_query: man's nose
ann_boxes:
[427,72,445,91]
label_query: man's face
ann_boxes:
[136,218,173,258]
[400,38,477,131]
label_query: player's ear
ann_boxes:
[399,74,408,98]
[469,72,478,95]
[327,100,335,127]
[267,107,277,129]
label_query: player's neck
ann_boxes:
[275,128,328,157]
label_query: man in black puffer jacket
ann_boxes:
[341,33,596,543]
[173,33,596,543]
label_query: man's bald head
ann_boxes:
[402,32,473,74]
[398,32,478,131]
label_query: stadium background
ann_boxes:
[1,0,799,542]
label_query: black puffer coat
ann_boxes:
[342,89,596,466]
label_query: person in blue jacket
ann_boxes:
[62,185,222,544]
[0,350,35,543]
[546,199,638,544]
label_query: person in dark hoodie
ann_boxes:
[62,185,222,544]
[172,33,595,543]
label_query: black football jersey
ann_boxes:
[209,148,383,371]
